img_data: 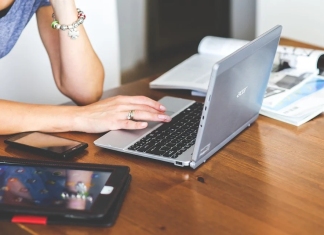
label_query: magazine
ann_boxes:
[149,36,324,125]
[261,74,324,126]
[259,45,324,126]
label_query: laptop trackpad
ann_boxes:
[165,111,174,116]
[94,121,161,149]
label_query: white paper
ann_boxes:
[150,54,220,92]
[277,45,324,71]
[197,36,249,56]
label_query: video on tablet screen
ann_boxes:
[0,165,111,211]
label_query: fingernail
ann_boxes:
[160,105,166,111]
[141,122,148,127]
[158,115,171,121]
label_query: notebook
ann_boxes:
[94,25,282,169]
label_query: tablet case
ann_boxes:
[0,156,132,227]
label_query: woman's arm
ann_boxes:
[0,100,77,134]
[36,1,104,105]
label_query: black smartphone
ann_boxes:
[4,132,88,159]
[0,156,130,219]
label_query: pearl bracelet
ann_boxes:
[51,8,86,39]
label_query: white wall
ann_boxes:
[0,0,120,104]
[117,0,146,71]
[256,0,324,47]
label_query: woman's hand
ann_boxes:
[72,96,172,133]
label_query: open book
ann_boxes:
[149,36,324,126]
[149,36,249,92]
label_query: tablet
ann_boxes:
[0,156,130,219]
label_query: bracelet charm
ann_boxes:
[68,28,80,40]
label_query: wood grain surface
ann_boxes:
[1,38,324,235]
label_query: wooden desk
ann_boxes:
[1,39,324,235]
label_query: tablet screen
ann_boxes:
[0,164,111,211]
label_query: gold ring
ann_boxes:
[127,110,135,120]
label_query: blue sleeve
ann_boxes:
[39,0,51,7]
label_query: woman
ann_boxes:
[0,0,171,135]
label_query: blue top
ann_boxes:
[0,0,51,58]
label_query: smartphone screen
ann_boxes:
[13,132,82,153]
[5,132,88,158]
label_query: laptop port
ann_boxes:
[175,161,183,166]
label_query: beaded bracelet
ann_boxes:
[51,8,86,39]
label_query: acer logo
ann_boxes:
[237,86,248,98]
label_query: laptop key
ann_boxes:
[146,145,167,156]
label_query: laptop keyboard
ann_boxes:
[128,102,203,159]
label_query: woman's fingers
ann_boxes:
[113,120,148,130]
[124,109,171,122]
[109,109,172,130]
[111,95,166,112]
[107,96,172,122]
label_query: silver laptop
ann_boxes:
[94,25,282,169]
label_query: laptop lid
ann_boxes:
[189,25,282,169]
